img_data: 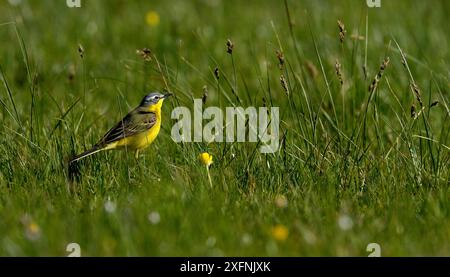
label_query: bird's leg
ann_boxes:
[135,150,140,159]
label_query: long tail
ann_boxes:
[69,146,104,164]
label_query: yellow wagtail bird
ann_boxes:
[69,92,172,163]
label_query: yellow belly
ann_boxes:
[107,122,161,151]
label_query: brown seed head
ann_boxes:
[276,50,285,69]
[280,74,288,95]
[369,57,390,93]
[214,67,220,80]
[337,20,346,43]
[411,83,423,107]
[335,60,343,86]
[226,39,234,54]
[78,44,84,59]
[411,104,416,118]
[136,48,152,62]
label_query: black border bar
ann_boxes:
[0,257,448,275]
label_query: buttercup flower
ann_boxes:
[271,224,288,242]
[199,152,213,187]
[145,11,160,27]
[199,152,213,167]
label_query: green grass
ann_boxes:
[0,0,449,256]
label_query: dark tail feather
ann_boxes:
[68,146,102,184]
[69,146,103,164]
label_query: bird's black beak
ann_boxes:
[163,93,173,99]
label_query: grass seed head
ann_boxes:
[226,39,234,54]
[401,53,407,67]
[411,83,423,107]
[276,50,285,69]
[280,74,288,95]
[369,57,390,93]
[335,59,343,86]
[411,104,416,118]
[337,20,346,43]
[136,48,152,62]
[78,44,84,59]
[214,67,220,80]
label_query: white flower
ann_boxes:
[104,199,116,214]
[148,211,160,225]
[338,214,354,231]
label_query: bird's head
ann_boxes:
[140,92,172,112]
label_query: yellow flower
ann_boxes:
[271,224,288,242]
[28,222,40,233]
[25,222,41,241]
[199,152,213,167]
[145,11,160,27]
[199,152,213,188]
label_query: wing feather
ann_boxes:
[96,108,156,147]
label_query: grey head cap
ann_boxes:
[140,92,172,106]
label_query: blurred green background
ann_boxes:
[0,0,448,256]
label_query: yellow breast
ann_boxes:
[114,121,161,150]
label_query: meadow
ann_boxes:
[0,0,448,256]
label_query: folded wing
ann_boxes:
[96,107,157,147]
